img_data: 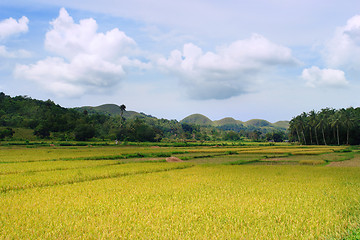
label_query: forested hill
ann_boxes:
[74,104,156,120]
[0,92,288,142]
[76,108,289,130]
[180,113,289,131]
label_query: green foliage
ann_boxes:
[265,131,286,142]
[289,107,360,145]
[0,92,287,142]
[223,131,241,141]
[74,125,96,141]
[33,123,50,138]
[0,128,14,140]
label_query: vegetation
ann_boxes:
[0,92,287,142]
[0,143,359,239]
[289,107,360,145]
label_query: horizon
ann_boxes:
[1,1,360,122]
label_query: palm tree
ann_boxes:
[316,112,328,145]
[299,113,307,145]
[309,110,319,145]
[119,104,126,128]
[290,116,302,144]
[119,104,126,119]
[330,110,341,145]
[341,107,354,145]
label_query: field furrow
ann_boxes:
[0,162,193,193]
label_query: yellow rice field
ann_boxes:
[0,143,359,239]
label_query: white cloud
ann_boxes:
[16,8,147,97]
[325,15,360,71]
[0,45,31,58]
[0,16,30,59]
[302,66,349,88]
[0,16,29,40]
[45,8,138,61]
[158,34,298,99]
[15,56,125,97]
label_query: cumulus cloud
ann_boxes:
[325,15,360,70]
[0,16,30,59]
[0,16,29,40]
[301,66,349,88]
[158,34,298,99]
[15,8,147,97]
[0,45,31,58]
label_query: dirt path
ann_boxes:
[327,157,360,167]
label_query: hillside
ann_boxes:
[244,119,272,128]
[273,121,290,129]
[74,104,154,120]
[180,114,288,130]
[180,114,213,126]
[213,117,244,126]
[76,104,289,130]
[0,92,289,142]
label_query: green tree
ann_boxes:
[0,128,14,140]
[74,125,96,141]
[316,113,327,145]
[224,131,241,141]
[308,110,319,145]
[330,111,341,145]
[341,108,354,145]
[34,124,50,138]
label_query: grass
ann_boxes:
[0,143,359,239]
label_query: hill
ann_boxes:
[180,114,213,126]
[180,114,289,130]
[273,121,290,129]
[213,117,244,126]
[244,119,272,128]
[74,104,155,120]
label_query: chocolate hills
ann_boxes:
[180,113,289,130]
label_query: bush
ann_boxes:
[74,125,96,141]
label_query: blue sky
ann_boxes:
[1,0,360,122]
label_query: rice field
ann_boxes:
[0,143,359,239]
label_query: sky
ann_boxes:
[1,0,360,122]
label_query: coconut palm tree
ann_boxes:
[119,104,126,119]
[119,104,126,129]
[290,116,303,144]
[299,113,307,145]
[316,112,328,145]
[309,110,319,145]
[341,107,354,145]
[330,110,341,145]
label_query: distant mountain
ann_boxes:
[181,114,213,126]
[74,104,155,120]
[273,121,290,129]
[75,104,289,130]
[244,119,272,128]
[180,114,289,130]
[213,117,244,126]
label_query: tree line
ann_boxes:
[289,107,360,145]
[0,92,287,142]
